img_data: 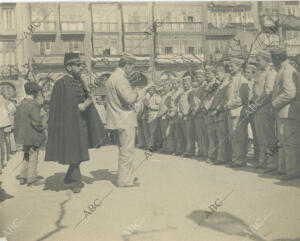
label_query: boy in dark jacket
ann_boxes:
[15,82,45,186]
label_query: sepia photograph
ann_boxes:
[0,1,300,241]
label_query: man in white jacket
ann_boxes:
[224,58,249,168]
[106,53,145,187]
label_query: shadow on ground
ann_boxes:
[0,189,14,202]
[43,169,117,192]
[272,238,300,241]
[188,210,267,241]
[43,172,94,192]
[89,169,118,186]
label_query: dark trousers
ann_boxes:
[65,163,82,184]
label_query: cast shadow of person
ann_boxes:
[188,210,267,241]
[89,169,118,186]
[43,169,117,192]
[43,172,94,192]
[0,188,14,203]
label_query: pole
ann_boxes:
[150,2,156,83]
[119,3,125,52]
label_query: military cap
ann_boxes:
[270,46,287,57]
[194,68,206,76]
[228,57,244,66]
[205,65,214,71]
[257,50,272,62]
[183,75,192,81]
[64,52,83,66]
[120,52,136,64]
[245,64,256,72]
[156,85,163,91]
[24,81,42,95]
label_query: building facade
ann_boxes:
[2,2,300,100]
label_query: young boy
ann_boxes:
[15,82,45,186]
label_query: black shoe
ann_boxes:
[280,175,300,181]
[231,163,247,168]
[183,153,193,158]
[264,168,277,174]
[214,161,225,165]
[272,170,285,176]
[19,178,27,185]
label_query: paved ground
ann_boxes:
[1,145,300,241]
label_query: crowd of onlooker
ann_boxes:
[0,92,17,190]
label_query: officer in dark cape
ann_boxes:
[45,53,108,193]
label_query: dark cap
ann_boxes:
[270,47,287,57]
[24,82,42,95]
[64,52,83,66]
[120,52,136,64]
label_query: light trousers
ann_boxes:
[20,146,39,183]
[117,127,136,186]
[228,116,248,164]
[276,118,300,176]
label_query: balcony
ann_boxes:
[206,27,235,36]
[0,28,17,38]
[0,65,19,80]
[157,22,202,33]
[32,55,85,67]
[61,21,85,35]
[31,21,57,36]
[93,22,118,33]
[124,23,148,32]
[207,1,252,11]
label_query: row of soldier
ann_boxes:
[134,48,300,181]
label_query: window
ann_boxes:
[0,41,17,80]
[125,35,148,55]
[60,3,85,31]
[94,35,120,55]
[40,41,51,56]
[31,3,56,31]
[188,47,195,55]
[165,47,173,55]
[3,8,15,30]
[0,41,16,65]
[187,16,194,23]
[67,41,81,53]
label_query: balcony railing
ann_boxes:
[61,21,85,32]
[157,22,202,32]
[206,27,236,36]
[124,22,148,32]
[0,64,19,80]
[93,22,118,32]
[32,21,56,32]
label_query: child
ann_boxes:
[15,82,45,186]
[0,93,11,173]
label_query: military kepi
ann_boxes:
[64,52,82,66]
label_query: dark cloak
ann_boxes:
[45,75,108,164]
